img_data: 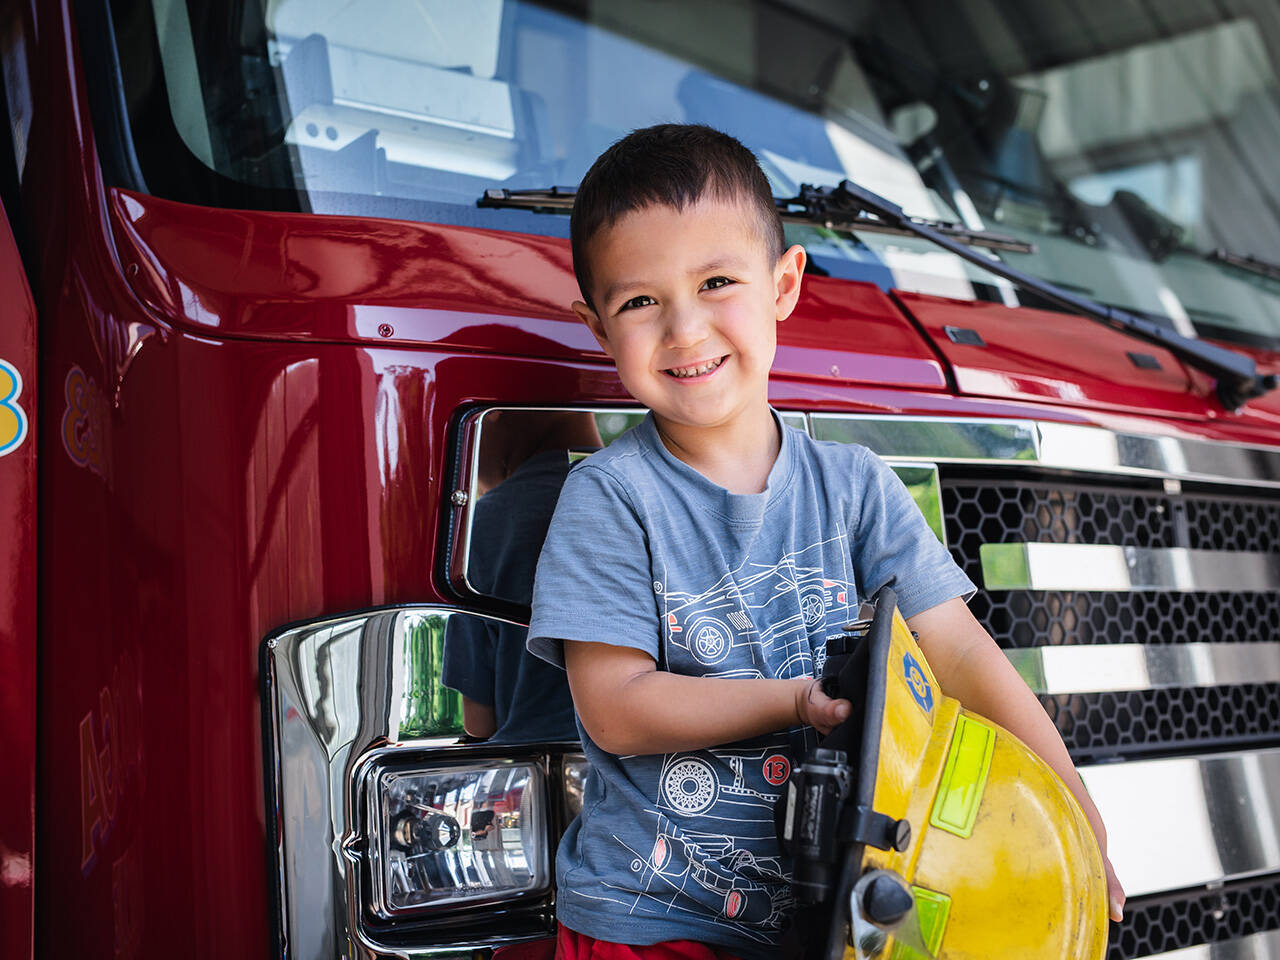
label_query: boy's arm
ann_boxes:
[908,597,1126,922]
[563,640,850,755]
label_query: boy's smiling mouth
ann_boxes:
[664,355,727,380]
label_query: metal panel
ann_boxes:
[810,414,1039,463]
[979,543,1280,592]
[883,461,946,546]
[1081,749,1280,897]
[1005,644,1280,694]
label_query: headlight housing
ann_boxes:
[369,760,548,915]
[262,606,579,958]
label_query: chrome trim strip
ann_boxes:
[1081,748,1280,898]
[810,413,1280,487]
[1006,644,1280,694]
[1143,930,1280,959]
[980,543,1280,592]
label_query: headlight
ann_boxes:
[370,760,549,915]
[562,753,589,819]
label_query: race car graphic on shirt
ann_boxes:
[597,811,793,938]
[661,534,856,678]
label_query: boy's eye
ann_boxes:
[620,295,656,311]
[703,276,735,290]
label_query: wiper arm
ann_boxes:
[787,181,1276,410]
[1206,248,1280,284]
[479,186,579,213]
[478,186,1035,254]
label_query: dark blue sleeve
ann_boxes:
[441,615,496,704]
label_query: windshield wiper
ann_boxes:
[1206,248,1280,284]
[784,181,1277,410]
[479,187,1035,254]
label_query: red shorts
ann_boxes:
[553,924,745,960]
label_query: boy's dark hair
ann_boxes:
[570,124,785,309]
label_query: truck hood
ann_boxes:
[896,291,1280,428]
[107,190,947,393]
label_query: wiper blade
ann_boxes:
[479,186,1035,254]
[794,181,1276,410]
[1206,248,1280,284]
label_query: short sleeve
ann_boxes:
[441,616,496,704]
[850,447,977,619]
[527,464,661,668]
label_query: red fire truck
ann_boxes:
[3,2,1280,958]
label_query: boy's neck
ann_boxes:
[653,404,781,495]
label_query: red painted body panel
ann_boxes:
[0,172,37,960]
[12,0,1280,958]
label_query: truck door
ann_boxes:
[0,198,36,960]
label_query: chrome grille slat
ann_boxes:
[1006,643,1280,693]
[978,543,1280,592]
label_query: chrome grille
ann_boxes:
[940,471,1280,957]
[942,477,1280,758]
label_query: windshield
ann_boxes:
[103,0,1280,348]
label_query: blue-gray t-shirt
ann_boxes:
[527,413,974,960]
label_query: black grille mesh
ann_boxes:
[1109,874,1280,959]
[945,482,1179,559]
[969,590,1280,648]
[1046,685,1280,760]
[1185,496,1280,553]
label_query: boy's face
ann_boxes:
[573,196,806,439]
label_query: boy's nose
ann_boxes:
[662,303,710,349]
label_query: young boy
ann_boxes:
[528,124,1122,960]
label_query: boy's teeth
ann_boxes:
[668,357,724,378]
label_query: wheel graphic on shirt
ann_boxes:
[800,590,826,627]
[662,758,718,814]
[650,834,672,870]
[725,890,745,919]
[689,617,732,666]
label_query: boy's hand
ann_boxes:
[794,678,852,734]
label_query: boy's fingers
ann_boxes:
[1105,858,1125,922]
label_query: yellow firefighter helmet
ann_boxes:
[807,588,1109,960]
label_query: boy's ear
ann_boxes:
[773,243,807,322]
[573,300,614,357]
